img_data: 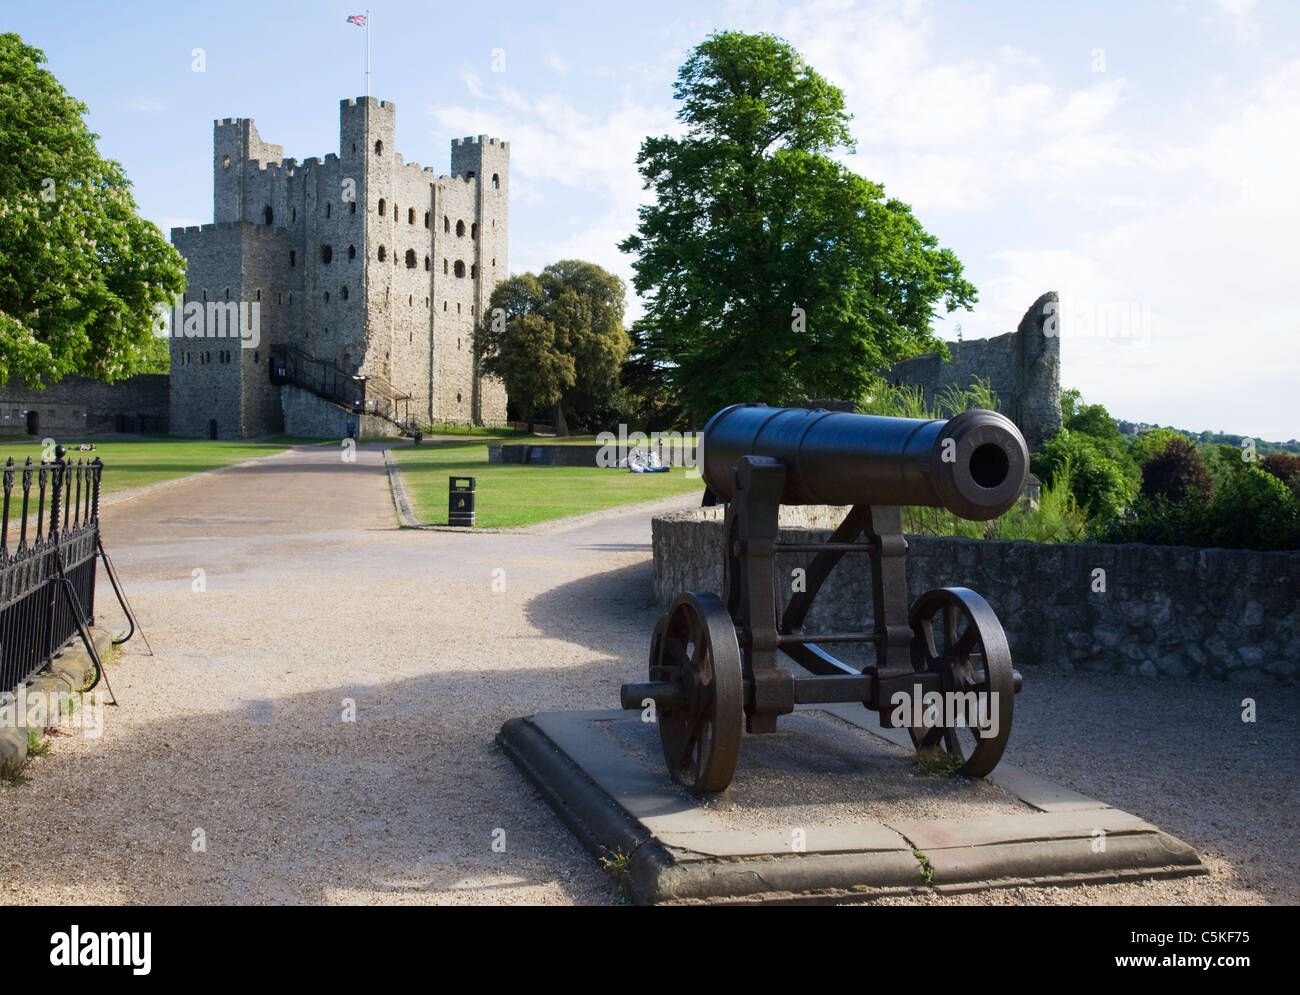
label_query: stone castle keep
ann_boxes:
[168,96,510,439]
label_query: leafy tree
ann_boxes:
[1260,452,1300,502]
[1140,436,1212,503]
[1128,427,1182,468]
[0,33,185,386]
[476,260,630,434]
[1059,387,1082,423]
[1032,429,1134,523]
[619,31,976,421]
[1064,400,1138,485]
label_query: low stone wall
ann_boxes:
[653,509,1300,684]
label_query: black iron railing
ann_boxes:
[269,345,411,423]
[0,455,102,692]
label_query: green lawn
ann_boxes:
[394,439,705,528]
[0,437,293,496]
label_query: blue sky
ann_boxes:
[9,0,1299,439]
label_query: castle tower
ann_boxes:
[169,98,509,439]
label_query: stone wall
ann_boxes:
[280,384,397,439]
[0,374,170,436]
[888,292,1061,450]
[653,509,1300,684]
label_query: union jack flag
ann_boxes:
[347,14,367,26]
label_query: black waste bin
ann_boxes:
[449,476,475,527]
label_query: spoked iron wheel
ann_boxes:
[906,587,1015,777]
[649,592,744,794]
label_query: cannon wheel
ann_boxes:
[650,592,744,794]
[906,587,1014,777]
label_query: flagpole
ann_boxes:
[365,9,371,97]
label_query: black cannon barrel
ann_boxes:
[701,404,1029,521]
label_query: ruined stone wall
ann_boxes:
[888,292,1061,450]
[653,510,1300,685]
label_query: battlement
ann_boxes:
[341,96,395,110]
[452,135,509,150]
[216,117,244,127]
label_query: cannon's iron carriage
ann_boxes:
[620,403,1030,793]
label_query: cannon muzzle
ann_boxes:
[701,404,1029,521]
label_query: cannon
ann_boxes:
[620,403,1030,793]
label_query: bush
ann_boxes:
[1140,436,1212,503]
[1261,452,1300,501]
[1032,429,1134,524]
[1128,427,1182,468]
[1098,466,1300,550]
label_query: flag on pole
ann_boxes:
[347,13,366,26]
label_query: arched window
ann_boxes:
[377,245,386,262]
[471,222,478,239]
[443,259,448,275]
[470,264,477,279]
[325,202,332,218]
[321,245,333,264]
[292,207,296,221]
[405,249,417,268]
[289,250,296,267]
[409,294,413,305]
[408,208,415,224]
[443,216,450,232]
[424,256,431,271]
[349,201,356,214]
[348,245,356,260]
[378,198,386,216]
[324,291,330,302]
[454,261,465,278]
[341,286,349,300]
[492,173,500,189]
[374,140,383,155]
[443,301,448,311]
[456,220,465,237]
[263,205,273,225]
[424,212,431,228]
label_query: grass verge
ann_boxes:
[393,439,704,528]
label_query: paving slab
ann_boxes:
[498,705,1205,905]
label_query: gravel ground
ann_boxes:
[0,442,1294,905]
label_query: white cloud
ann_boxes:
[544,53,568,74]
[128,98,166,112]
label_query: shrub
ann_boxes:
[1099,466,1300,550]
[1140,436,1212,503]
[1032,429,1134,524]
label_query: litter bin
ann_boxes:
[449,476,476,527]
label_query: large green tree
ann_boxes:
[0,33,184,386]
[619,31,976,420]
[477,260,630,434]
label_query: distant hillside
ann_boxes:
[1117,421,1299,456]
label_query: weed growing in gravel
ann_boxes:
[916,745,966,777]
[26,732,49,757]
[0,759,30,786]
[600,847,631,877]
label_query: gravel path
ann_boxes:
[0,442,1293,905]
